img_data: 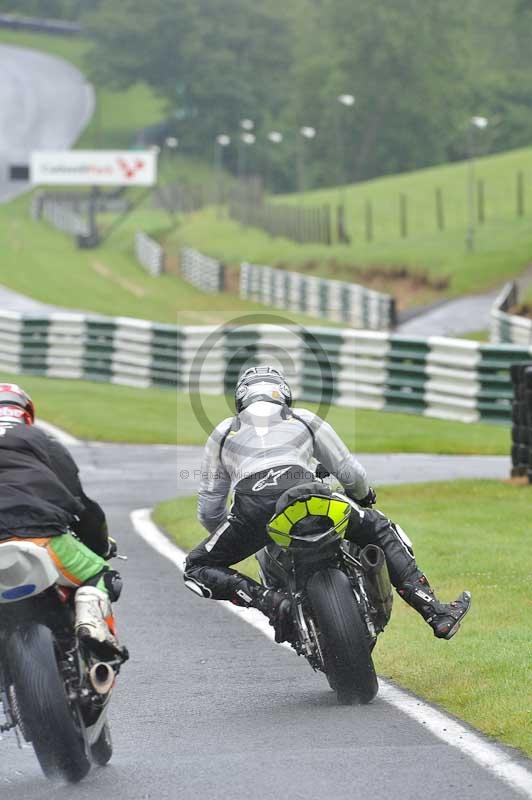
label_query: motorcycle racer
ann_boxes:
[0,383,122,653]
[184,366,471,642]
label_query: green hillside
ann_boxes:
[167,146,532,307]
[0,193,326,326]
[3,27,531,315]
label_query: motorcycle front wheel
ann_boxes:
[8,623,91,782]
[307,568,378,705]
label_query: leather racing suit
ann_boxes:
[184,401,471,639]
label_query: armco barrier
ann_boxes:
[491,282,532,345]
[240,262,396,331]
[1,311,532,424]
[180,248,225,293]
[135,232,165,277]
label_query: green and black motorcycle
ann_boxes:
[257,480,392,705]
[0,539,127,783]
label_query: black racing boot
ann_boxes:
[253,587,293,644]
[397,574,471,640]
[229,578,293,643]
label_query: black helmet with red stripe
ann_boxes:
[0,383,35,428]
[235,365,292,413]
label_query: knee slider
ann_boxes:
[183,572,213,599]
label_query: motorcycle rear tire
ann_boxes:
[307,568,378,705]
[8,623,91,783]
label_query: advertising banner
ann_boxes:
[30,150,158,186]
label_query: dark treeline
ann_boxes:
[0,0,99,19]
[6,0,532,191]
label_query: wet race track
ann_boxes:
[0,42,530,800]
[1,442,530,800]
[0,45,93,203]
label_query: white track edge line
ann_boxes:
[36,419,80,446]
[131,507,532,799]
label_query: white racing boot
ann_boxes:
[75,586,119,652]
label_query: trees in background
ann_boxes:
[7,0,532,190]
[0,0,100,19]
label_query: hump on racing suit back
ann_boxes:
[0,540,60,602]
[218,401,316,479]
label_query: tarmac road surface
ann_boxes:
[1,442,530,799]
[1,41,529,800]
[0,44,94,203]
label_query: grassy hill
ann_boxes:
[3,26,531,317]
[0,29,282,325]
[167,147,532,308]
[0,193,328,326]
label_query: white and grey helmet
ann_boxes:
[235,365,292,413]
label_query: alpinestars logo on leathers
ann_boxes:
[251,467,291,492]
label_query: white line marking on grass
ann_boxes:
[131,507,532,800]
[36,419,81,446]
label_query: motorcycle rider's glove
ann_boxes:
[315,463,331,480]
[357,488,377,508]
[103,536,118,560]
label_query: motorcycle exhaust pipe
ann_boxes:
[89,662,115,695]
[359,543,385,574]
[359,544,393,620]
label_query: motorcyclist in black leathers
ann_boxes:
[184,366,471,642]
[0,383,123,651]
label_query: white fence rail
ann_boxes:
[240,262,396,330]
[180,248,225,293]
[491,282,532,345]
[32,196,89,237]
[2,311,532,424]
[134,232,165,277]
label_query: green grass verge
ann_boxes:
[462,329,490,342]
[1,373,510,454]
[0,194,326,326]
[153,480,532,757]
[167,148,532,304]
[22,374,176,444]
[522,286,532,306]
[182,393,511,453]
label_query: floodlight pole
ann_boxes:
[297,126,316,193]
[214,134,231,216]
[466,116,488,252]
[466,135,476,252]
[336,94,355,210]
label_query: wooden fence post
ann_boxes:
[337,204,350,244]
[316,207,322,244]
[517,171,525,218]
[296,206,303,243]
[323,205,332,245]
